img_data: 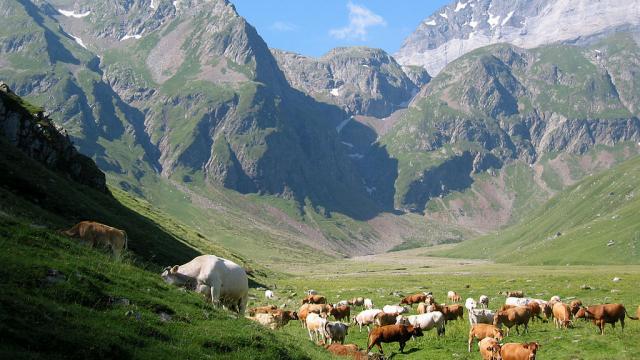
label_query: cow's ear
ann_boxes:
[171,265,179,273]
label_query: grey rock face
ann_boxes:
[0,86,107,192]
[396,0,640,75]
[272,47,427,118]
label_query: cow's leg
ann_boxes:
[468,335,473,352]
[210,279,221,307]
[399,341,406,353]
[307,328,314,341]
[238,295,248,316]
[620,318,625,332]
[376,343,384,354]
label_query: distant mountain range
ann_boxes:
[1,0,639,258]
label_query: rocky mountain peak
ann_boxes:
[396,0,640,76]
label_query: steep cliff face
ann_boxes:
[383,36,640,212]
[396,0,640,76]
[0,84,107,192]
[272,47,428,118]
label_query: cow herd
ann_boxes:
[244,287,640,359]
[55,224,639,359]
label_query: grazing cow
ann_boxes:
[468,324,504,352]
[329,305,351,322]
[396,312,446,336]
[500,291,524,298]
[364,298,374,310]
[299,304,331,328]
[353,309,383,333]
[442,304,464,323]
[574,303,638,334]
[367,324,424,354]
[552,302,572,329]
[324,343,368,359]
[479,295,490,309]
[348,297,364,307]
[302,295,326,304]
[479,337,503,360]
[569,300,583,317]
[401,293,427,306]
[417,302,428,314]
[383,305,409,314]
[493,307,531,336]
[505,297,531,307]
[248,305,277,316]
[265,290,274,299]
[61,221,128,256]
[306,313,328,343]
[374,312,401,327]
[307,289,318,296]
[469,308,496,325]
[324,322,349,344]
[500,342,540,360]
[248,310,298,330]
[448,291,462,303]
[161,255,248,314]
[527,302,544,322]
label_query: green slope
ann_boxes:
[437,154,640,265]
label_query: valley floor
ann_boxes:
[257,248,640,359]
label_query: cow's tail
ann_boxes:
[625,309,639,320]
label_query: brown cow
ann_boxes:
[442,304,464,323]
[468,324,504,352]
[299,304,331,328]
[493,307,531,336]
[302,295,326,304]
[527,302,544,322]
[329,305,351,322]
[248,305,277,316]
[416,302,428,314]
[575,303,638,334]
[60,221,128,256]
[637,305,640,320]
[324,343,368,360]
[569,300,583,317]
[479,337,503,360]
[348,297,364,307]
[500,291,524,298]
[374,312,399,327]
[552,302,572,329]
[401,293,427,306]
[500,342,540,360]
[367,324,424,354]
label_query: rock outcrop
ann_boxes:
[0,83,107,192]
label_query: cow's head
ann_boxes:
[486,342,502,360]
[409,325,424,338]
[493,311,505,327]
[492,327,505,342]
[525,342,540,359]
[161,265,181,284]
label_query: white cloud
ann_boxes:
[329,2,386,41]
[270,21,297,32]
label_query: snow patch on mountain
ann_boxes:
[70,34,87,49]
[58,9,90,18]
[425,19,437,26]
[454,2,468,12]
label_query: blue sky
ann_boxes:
[232,0,450,57]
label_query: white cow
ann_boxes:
[505,297,531,307]
[364,298,374,310]
[353,309,382,333]
[306,289,318,296]
[383,305,409,314]
[324,322,349,344]
[465,298,477,312]
[161,255,248,314]
[468,308,495,325]
[479,295,489,309]
[306,313,327,342]
[265,290,274,299]
[397,312,445,336]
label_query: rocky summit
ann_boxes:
[395,0,640,76]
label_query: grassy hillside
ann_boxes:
[436,154,640,264]
[0,218,328,359]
